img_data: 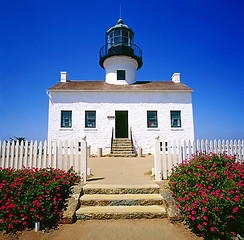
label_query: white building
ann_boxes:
[47,19,194,155]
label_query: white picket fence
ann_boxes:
[154,138,244,180]
[0,136,88,182]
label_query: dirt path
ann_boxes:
[1,219,203,240]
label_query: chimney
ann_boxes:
[60,72,69,82]
[172,73,180,83]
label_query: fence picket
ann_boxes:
[200,140,205,153]
[33,140,38,168]
[230,140,233,156]
[53,141,57,169]
[183,140,187,161]
[23,141,28,167]
[10,141,15,168]
[226,140,230,156]
[178,140,182,164]
[14,141,19,169]
[64,141,68,171]
[43,140,47,168]
[58,141,63,169]
[197,139,200,153]
[19,141,24,169]
[1,141,6,168]
[48,141,52,167]
[38,141,42,169]
[188,140,192,160]
[192,140,196,156]
[162,140,167,179]
[173,140,177,167]
[168,140,172,176]
[234,140,237,160]
[237,140,241,161]
[29,141,33,168]
[75,140,79,173]
[213,140,217,154]
[218,139,221,154]
[6,141,11,168]
[70,140,74,168]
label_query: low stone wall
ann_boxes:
[158,181,183,221]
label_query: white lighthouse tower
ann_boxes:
[99,19,143,85]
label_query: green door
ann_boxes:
[115,111,128,138]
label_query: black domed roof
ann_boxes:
[106,19,134,35]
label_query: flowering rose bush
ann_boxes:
[0,167,80,233]
[169,152,244,239]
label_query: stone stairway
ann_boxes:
[109,138,136,157]
[76,184,167,220]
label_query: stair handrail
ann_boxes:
[110,127,114,154]
[130,127,134,148]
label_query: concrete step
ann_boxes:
[111,151,134,154]
[80,194,163,206]
[76,205,167,220]
[83,184,160,195]
[108,154,136,157]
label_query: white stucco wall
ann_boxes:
[104,56,138,85]
[48,91,194,154]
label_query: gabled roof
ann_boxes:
[48,81,193,92]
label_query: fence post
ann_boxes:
[81,135,87,183]
[154,135,162,181]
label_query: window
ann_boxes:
[85,111,96,128]
[117,70,126,80]
[171,111,181,128]
[61,111,72,128]
[147,111,158,128]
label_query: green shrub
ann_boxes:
[169,152,244,239]
[0,167,80,233]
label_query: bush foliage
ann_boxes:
[169,152,244,239]
[0,167,80,233]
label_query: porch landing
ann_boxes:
[87,155,155,185]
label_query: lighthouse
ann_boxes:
[99,19,143,85]
[47,18,194,155]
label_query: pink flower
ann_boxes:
[211,227,215,232]
[23,221,27,225]
[202,207,207,212]
[197,225,202,229]
[233,207,239,212]
[203,216,207,220]
[215,207,219,211]
[203,222,207,226]
[9,214,13,218]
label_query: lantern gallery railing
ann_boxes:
[99,42,143,69]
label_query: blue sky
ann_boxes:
[0,0,243,141]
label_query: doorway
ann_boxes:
[115,111,128,138]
